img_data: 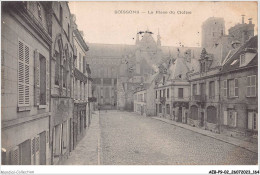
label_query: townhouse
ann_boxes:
[71,19,92,147]
[155,54,195,122]
[188,48,223,133]
[2,2,52,165]
[50,2,75,164]
[134,73,161,116]
[219,36,258,140]
[1,1,94,165]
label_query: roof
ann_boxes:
[74,29,89,52]
[87,43,136,58]
[168,57,190,80]
[221,36,258,73]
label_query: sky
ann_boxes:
[68,1,258,47]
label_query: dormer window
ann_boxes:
[162,76,165,84]
[200,62,206,73]
[240,54,246,66]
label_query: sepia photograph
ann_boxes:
[1,0,259,174]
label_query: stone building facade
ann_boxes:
[219,36,258,141]
[188,48,222,133]
[1,1,94,165]
[1,2,52,165]
[155,54,196,122]
[72,23,92,148]
[201,17,225,48]
[50,2,74,165]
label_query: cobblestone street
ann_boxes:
[64,110,257,165]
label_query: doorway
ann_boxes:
[39,131,46,165]
[200,112,204,127]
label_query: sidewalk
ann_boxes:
[62,112,101,165]
[152,117,258,154]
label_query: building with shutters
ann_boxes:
[188,48,223,133]
[71,18,93,147]
[219,36,258,141]
[49,2,75,165]
[1,2,52,165]
[155,51,197,122]
[133,72,162,116]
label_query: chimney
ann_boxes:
[241,15,245,24]
[248,18,253,24]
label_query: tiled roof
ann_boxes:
[221,36,258,73]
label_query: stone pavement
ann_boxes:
[62,112,102,165]
[151,116,258,154]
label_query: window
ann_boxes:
[192,84,197,96]
[223,80,227,97]
[163,76,165,84]
[209,81,215,99]
[156,90,157,99]
[160,90,162,98]
[178,88,183,99]
[18,40,30,107]
[248,112,258,131]
[68,24,70,41]
[79,53,81,72]
[54,125,61,157]
[144,93,146,102]
[228,79,235,97]
[59,5,63,25]
[226,110,237,127]
[163,89,166,97]
[63,60,67,88]
[234,79,239,97]
[247,75,256,97]
[240,54,245,66]
[201,62,206,72]
[39,55,46,105]
[167,88,169,98]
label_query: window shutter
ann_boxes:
[223,80,227,97]
[223,111,228,125]
[251,75,256,97]
[18,41,30,107]
[24,45,30,105]
[247,76,251,97]
[46,59,49,105]
[248,112,253,129]
[18,41,25,106]
[35,136,40,165]
[31,137,35,165]
[34,50,40,106]
[234,111,237,127]
[10,146,20,165]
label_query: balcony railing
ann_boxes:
[193,94,206,102]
